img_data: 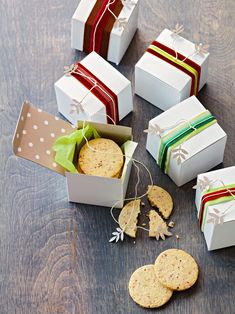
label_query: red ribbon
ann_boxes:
[71,63,119,124]
[83,0,123,58]
[88,0,110,53]
[147,40,201,96]
[199,187,235,227]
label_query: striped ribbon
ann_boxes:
[71,63,119,124]
[157,110,217,174]
[199,184,235,231]
[147,40,201,96]
[83,0,123,59]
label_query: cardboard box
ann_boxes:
[145,96,227,186]
[55,52,133,126]
[135,29,209,111]
[12,101,138,208]
[195,166,235,251]
[71,0,139,65]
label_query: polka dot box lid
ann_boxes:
[12,101,75,175]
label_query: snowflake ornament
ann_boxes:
[171,145,189,165]
[69,99,85,115]
[144,124,164,137]
[193,176,214,191]
[64,64,78,76]
[171,23,184,37]
[109,228,124,243]
[115,17,127,30]
[155,224,173,241]
[121,0,137,7]
[194,43,209,57]
[206,208,224,225]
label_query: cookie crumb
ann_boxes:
[168,221,175,228]
[142,223,146,226]
[141,201,145,206]
[176,234,180,240]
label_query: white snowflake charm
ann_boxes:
[115,17,127,30]
[121,0,137,7]
[64,64,78,76]
[69,99,85,115]
[171,145,189,165]
[171,23,184,37]
[193,176,214,191]
[206,208,224,225]
[109,228,124,243]
[144,124,164,137]
[155,224,173,241]
[194,43,209,57]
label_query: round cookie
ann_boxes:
[128,264,173,308]
[154,249,199,291]
[118,199,141,238]
[78,138,123,178]
[147,185,173,219]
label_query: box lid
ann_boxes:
[12,101,76,175]
[13,101,133,175]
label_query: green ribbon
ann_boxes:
[149,44,199,95]
[158,110,217,174]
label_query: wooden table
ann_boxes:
[0,1,235,313]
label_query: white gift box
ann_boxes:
[55,52,133,126]
[12,101,137,208]
[195,166,235,251]
[145,96,227,186]
[71,0,139,65]
[135,28,209,111]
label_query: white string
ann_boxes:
[161,118,197,133]
[202,179,235,221]
[71,67,117,123]
[92,0,116,52]
[216,180,235,216]
[80,118,154,232]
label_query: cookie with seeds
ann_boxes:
[118,199,141,238]
[147,185,173,219]
[78,138,123,178]
[128,264,173,308]
[148,210,172,240]
[154,249,199,291]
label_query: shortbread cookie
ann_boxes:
[128,265,173,308]
[118,199,141,238]
[148,210,172,240]
[154,249,199,291]
[147,185,173,219]
[78,138,123,178]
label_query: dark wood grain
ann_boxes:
[0,0,235,313]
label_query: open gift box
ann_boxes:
[55,52,133,126]
[195,166,235,251]
[71,0,139,65]
[145,96,227,186]
[12,101,138,208]
[135,28,209,111]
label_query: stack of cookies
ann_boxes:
[128,249,199,309]
[78,138,124,178]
